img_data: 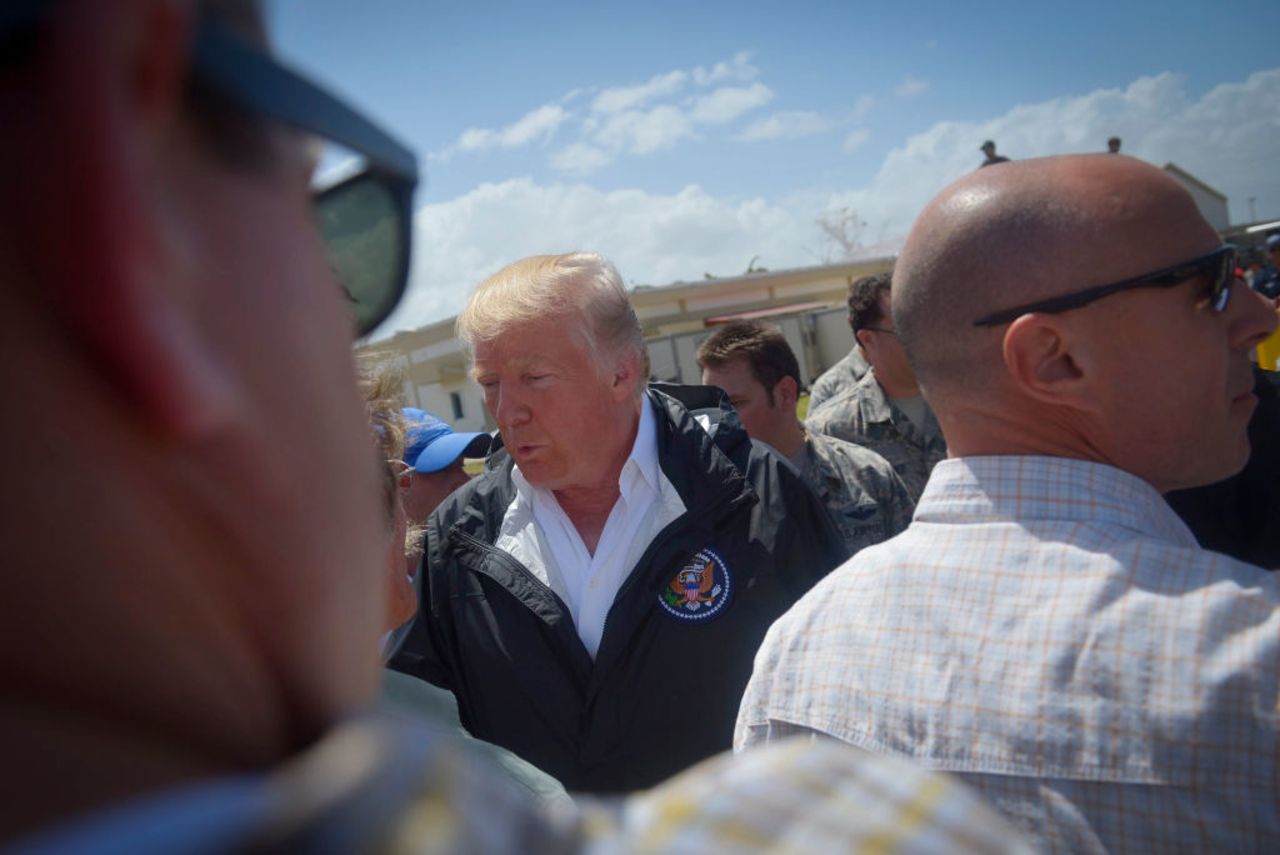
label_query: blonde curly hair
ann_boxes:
[355,354,424,557]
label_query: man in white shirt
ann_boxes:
[737,154,1280,852]
[388,251,847,792]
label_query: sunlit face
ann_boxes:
[862,294,917,392]
[472,315,638,492]
[1078,236,1276,492]
[701,357,789,450]
[403,459,471,524]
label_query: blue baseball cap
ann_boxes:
[402,408,491,473]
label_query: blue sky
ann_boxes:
[269,1,1280,337]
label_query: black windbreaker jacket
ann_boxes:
[388,384,846,793]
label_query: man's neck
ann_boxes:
[769,420,808,458]
[552,400,643,554]
[876,372,919,400]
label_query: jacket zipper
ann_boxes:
[452,528,576,620]
[593,485,751,667]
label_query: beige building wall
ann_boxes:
[1163,163,1230,231]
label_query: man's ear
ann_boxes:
[1001,314,1099,413]
[26,0,237,440]
[854,328,875,352]
[610,350,642,402]
[774,375,799,410]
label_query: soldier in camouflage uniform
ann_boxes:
[807,369,946,501]
[806,272,887,415]
[805,273,946,501]
[698,321,913,558]
[807,346,868,415]
[793,427,914,554]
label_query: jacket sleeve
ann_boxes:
[749,445,849,596]
[385,513,456,691]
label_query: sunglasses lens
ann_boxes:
[315,174,410,337]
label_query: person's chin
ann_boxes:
[514,454,563,486]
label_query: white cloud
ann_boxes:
[377,179,808,335]
[375,68,1280,337]
[593,105,698,154]
[688,82,775,124]
[692,51,758,86]
[823,68,1280,243]
[852,94,876,119]
[436,103,568,159]
[442,52,771,174]
[842,129,871,153]
[548,62,774,174]
[499,104,570,147]
[738,111,830,142]
[894,76,930,98]
[549,142,614,175]
[591,70,688,115]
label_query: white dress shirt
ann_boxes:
[495,400,686,658]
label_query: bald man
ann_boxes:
[737,155,1280,852]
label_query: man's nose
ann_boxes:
[490,382,531,428]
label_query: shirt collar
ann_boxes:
[619,396,660,502]
[855,368,895,424]
[917,455,1200,548]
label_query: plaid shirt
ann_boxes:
[737,456,1280,854]
[585,738,1033,854]
[18,715,1032,854]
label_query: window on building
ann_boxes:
[450,392,464,421]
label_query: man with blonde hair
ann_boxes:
[738,155,1280,851]
[390,251,847,792]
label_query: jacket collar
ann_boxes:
[445,384,756,546]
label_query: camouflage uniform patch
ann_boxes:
[805,368,946,502]
[793,432,914,559]
[807,347,870,416]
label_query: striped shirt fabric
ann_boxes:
[737,455,1280,854]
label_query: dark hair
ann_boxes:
[847,271,892,332]
[696,320,799,406]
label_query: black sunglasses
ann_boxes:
[972,245,1237,328]
[195,21,419,338]
[2,4,419,338]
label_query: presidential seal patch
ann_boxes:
[658,548,732,622]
